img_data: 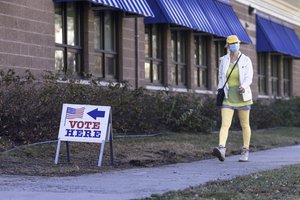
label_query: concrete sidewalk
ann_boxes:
[1,145,300,200]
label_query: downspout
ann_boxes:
[135,17,139,89]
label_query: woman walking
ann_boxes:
[213,35,253,162]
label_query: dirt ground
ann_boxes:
[0,133,215,176]
[1,128,300,177]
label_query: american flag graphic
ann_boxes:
[66,107,85,119]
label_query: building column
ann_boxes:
[186,30,193,90]
[207,36,213,91]
[82,2,93,76]
[162,24,170,87]
[266,54,271,96]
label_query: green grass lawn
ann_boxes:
[145,164,300,200]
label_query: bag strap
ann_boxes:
[221,54,242,89]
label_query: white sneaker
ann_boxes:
[239,147,249,162]
[212,145,226,161]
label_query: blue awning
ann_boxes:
[215,1,252,43]
[284,26,300,55]
[180,0,216,35]
[144,0,193,28]
[256,14,300,58]
[196,0,232,38]
[145,0,251,43]
[93,0,154,17]
[53,0,154,17]
[119,0,154,17]
[92,0,123,9]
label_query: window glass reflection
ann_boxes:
[67,4,76,46]
[55,50,64,71]
[105,56,115,76]
[194,69,198,86]
[94,14,101,49]
[55,5,63,44]
[67,52,76,74]
[145,28,149,57]
[171,64,176,83]
[145,62,150,80]
[153,63,158,81]
[152,28,157,58]
[179,66,185,84]
[194,38,199,65]
[94,55,103,77]
[171,33,175,61]
[202,70,207,86]
[104,12,114,51]
[179,34,185,63]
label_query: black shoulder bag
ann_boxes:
[216,54,242,106]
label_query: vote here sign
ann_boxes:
[58,104,111,143]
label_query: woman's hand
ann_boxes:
[239,86,245,94]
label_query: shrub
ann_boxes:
[1,69,300,145]
[250,100,279,129]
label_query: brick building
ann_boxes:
[1,0,300,99]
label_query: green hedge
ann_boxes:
[0,69,299,144]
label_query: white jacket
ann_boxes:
[217,52,253,101]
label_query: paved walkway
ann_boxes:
[1,145,300,200]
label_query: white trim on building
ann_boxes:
[235,0,300,26]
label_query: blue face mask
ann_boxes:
[229,43,240,52]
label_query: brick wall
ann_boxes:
[0,0,55,75]
[292,25,300,96]
[121,17,146,89]
[84,3,94,76]
[122,17,136,88]
[137,18,146,88]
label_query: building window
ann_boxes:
[214,40,227,88]
[283,57,291,96]
[94,11,118,80]
[145,24,163,84]
[55,3,81,76]
[257,53,268,94]
[194,35,209,89]
[171,30,187,86]
[271,54,280,96]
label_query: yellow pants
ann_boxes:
[219,108,251,148]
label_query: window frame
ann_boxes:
[55,2,82,77]
[145,24,163,84]
[171,29,187,86]
[93,11,118,80]
[270,54,280,96]
[257,53,268,95]
[194,35,209,89]
[283,57,292,97]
